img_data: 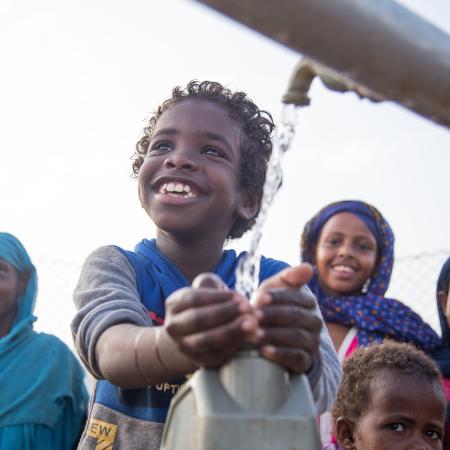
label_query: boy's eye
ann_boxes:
[326,238,340,246]
[386,423,405,432]
[148,141,172,154]
[202,146,224,158]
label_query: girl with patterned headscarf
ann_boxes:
[300,200,448,449]
[0,232,88,449]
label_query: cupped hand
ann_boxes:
[251,264,322,373]
[164,273,257,368]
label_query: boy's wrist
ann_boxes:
[134,326,198,384]
[155,327,199,375]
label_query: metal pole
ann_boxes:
[193,0,450,128]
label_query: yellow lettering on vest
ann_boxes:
[87,418,117,450]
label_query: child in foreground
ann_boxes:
[71,80,341,450]
[332,341,447,450]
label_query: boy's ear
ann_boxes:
[236,192,259,221]
[335,417,357,450]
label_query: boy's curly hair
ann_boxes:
[332,341,444,423]
[132,80,275,239]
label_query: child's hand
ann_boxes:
[164,273,257,368]
[251,264,322,374]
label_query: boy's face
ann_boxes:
[346,373,446,450]
[138,99,254,242]
[315,212,378,296]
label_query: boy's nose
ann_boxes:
[407,439,429,450]
[163,152,198,171]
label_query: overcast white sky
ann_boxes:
[1,0,449,345]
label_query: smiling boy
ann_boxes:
[71,81,341,450]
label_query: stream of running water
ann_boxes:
[234,104,298,304]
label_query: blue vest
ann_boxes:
[94,239,289,423]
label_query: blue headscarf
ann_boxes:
[301,200,441,351]
[0,232,88,431]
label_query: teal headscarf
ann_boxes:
[0,232,88,435]
[0,232,38,328]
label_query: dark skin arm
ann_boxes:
[96,264,321,387]
[95,273,256,387]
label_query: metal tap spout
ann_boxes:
[283,57,383,106]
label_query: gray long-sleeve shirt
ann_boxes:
[72,245,342,450]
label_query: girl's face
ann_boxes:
[0,258,23,321]
[349,373,446,450]
[315,212,378,296]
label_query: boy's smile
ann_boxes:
[153,176,203,204]
[315,212,378,296]
[138,99,253,244]
[157,180,198,199]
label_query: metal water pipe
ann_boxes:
[193,0,450,129]
[282,57,384,107]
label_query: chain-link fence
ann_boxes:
[32,249,450,350]
[33,256,83,351]
[386,249,449,333]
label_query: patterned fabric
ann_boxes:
[300,200,441,351]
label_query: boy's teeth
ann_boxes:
[159,181,196,197]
